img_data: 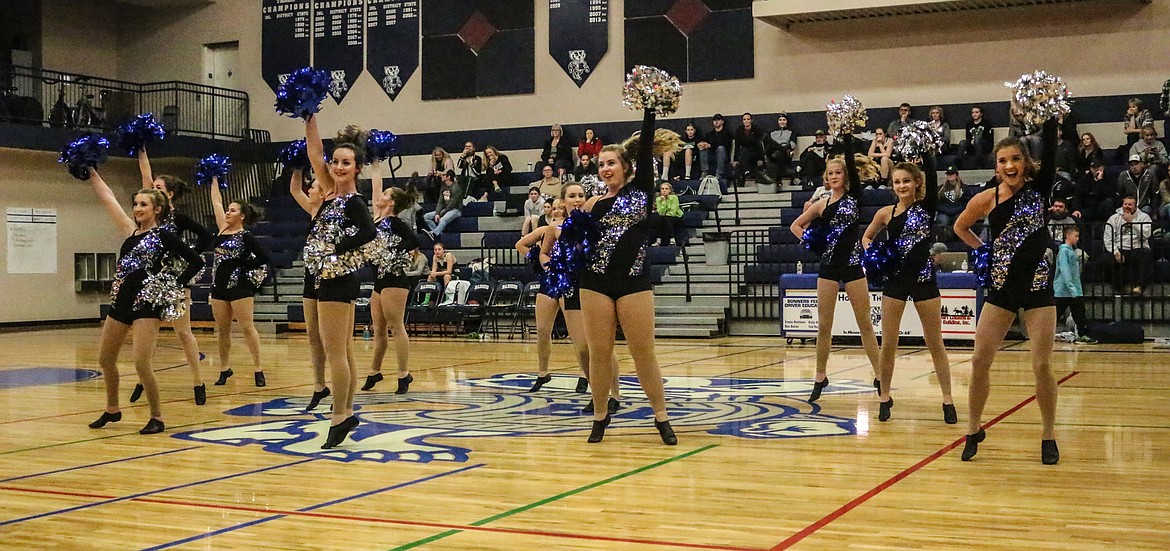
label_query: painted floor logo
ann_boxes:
[173,374,871,463]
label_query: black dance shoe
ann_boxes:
[655,419,678,446]
[305,387,331,411]
[1041,439,1060,465]
[214,369,233,386]
[808,377,829,402]
[575,377,589,393]
[942,403,958,425]
[607,397,621,415]
[322,416,359,449]
[139,418,165,435]
[194,384,207,406]
[878,398,894,422]
[88,411,122,429]
[873,378,881,394]
[582,400,595,414]
[129,383,144,403]
[961,429,986,461]
[395,373,414,394]
[361,372,383,391]
[254,372,266,387]
[587,415,611,443]
[529,374,552,392]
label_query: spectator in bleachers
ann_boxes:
[1054,225,1095,343]
[1162,77,1170,118]
[521,187,544,235]
[927,106,953,155]
[1105,196,1153,295]
[456,141,485,200]
[422,170,463,238]
[426,147,455,203]
[573,152,598,180]
[1130,125,1169,177]
[405,249,429,281]
[935,167,970,239]
[1053,126,1078,179]
[1076,160,1117,223]
[662,123,698,180]
[1159,179,1170,221]
[1049,172,1078,216]
[1076,132,1104,176]
[577,127,603,163]
[427,242,457,287]
[732,112,767,184]
[958,106,993,168]
[398,173,423,231]
[764,113,797,182]
[798,129,831,189]
[654,182,685,247]
[1117,155,1158,216]
[532,164,563,198]
[536,124,573,177]
[1046,199,1078,244]
[1009,108,1042,158]
[697,113,733,179]
[930,242,949,273]
[536,197,555,229]
[867,127,894,181]
[1122,98,1153,151]
[483,145,513,195]
[887,103,916,138]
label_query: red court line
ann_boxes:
[0,484,760,550]
[770,370,1081,550]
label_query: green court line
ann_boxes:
[0,420,216,456]
[390,444,720,550]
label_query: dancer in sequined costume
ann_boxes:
[541,183,622,413]
[86,169,204,435]
[301,118,377,449]
[861,158,956,424]
[288,168,333,414]
[514,198,566,393]
[789,134,882,403]
[954,120,1060,465]
[579,108,679,445]
[362,160,419,394]
[137,148,212,404]
[207,177,270,389]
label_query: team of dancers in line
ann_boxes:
[81,72,1062,463]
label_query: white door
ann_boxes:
[202,41,242,138]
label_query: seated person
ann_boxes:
[731,112,767,184]
[573,153,598,181]
[1046,199,1078,245]
[654,182,685,247]
[798,130,831,189]
[535,124,573,177]
[456,141,488,201]
[1053,127,1079,179]
[1076,160,1117,223]
[935,167,971,239]
[663,123,699,180]
[1159,178,1170,221]
[1104,196,1153,295]
[958,106,994,168]
[422,171,464,238]
[404,249,429,283]
[577,128,602,163]
[930,242,950,274]
[867,127,894,181]
[764,113,797,182]
[520,187,544,235]
[1130,125,1169,178]
[531,165,563,198]
[697,114,733,179]
[926,106,954,155]
[427,243,457,287]
[536,197,554,229]
[887,103,917,138]
[1123,98,1153,150]
[1118,155,1158,216]
[483,146,513,195]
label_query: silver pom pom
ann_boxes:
[826,96,867,137]
[1005,70,1071,126]
[892,120,945,160]
[579,174,606,196]
[622,65,681,116]
[137,272,186,321]
[364,234,412,278]
[246,266,268,288]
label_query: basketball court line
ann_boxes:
[768,370,1082,550]
[0,446,199,484]
[0,457,318,527]
[141,463,487,550]
[0,420,217,456]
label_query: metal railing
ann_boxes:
[0,65,249,140]
[1081,220,1168,322]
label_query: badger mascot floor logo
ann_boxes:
[174,374,871,463]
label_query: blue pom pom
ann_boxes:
[365,129,399,164]
[195,154,231,188]
[277,139,311,171]
[801,222,830,256]
[525,245,542,274]
[274,67,332,119]
[58,132,110,181]
[863,239,903,285]
[545,211,597,299]
[115,113,165,157]
[969,244,992,288]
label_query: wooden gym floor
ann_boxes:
[0,326,1167,550]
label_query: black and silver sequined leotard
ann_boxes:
[370,216,419,279]
[987,121,1058,293]
[111,227,205,313]
[210,230,271,293]
[586,109,657,278]
[820,136,865,269]
[884,156,940,284]
[302,193,376,282]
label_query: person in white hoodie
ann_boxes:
[1104,195,1153,295]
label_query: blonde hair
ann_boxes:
[823,154,880,192]
[133,188,172,226]
[891,162,926,202]
[602,128,683,180]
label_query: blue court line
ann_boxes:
[0,447,198,484]
[0,457,318,527]
[140,463,486,551]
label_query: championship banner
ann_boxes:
[261,0,313,95]
[782,290,978,340]
[366,0,419,101]
[549,0,608,87]
[313,0,365,103]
